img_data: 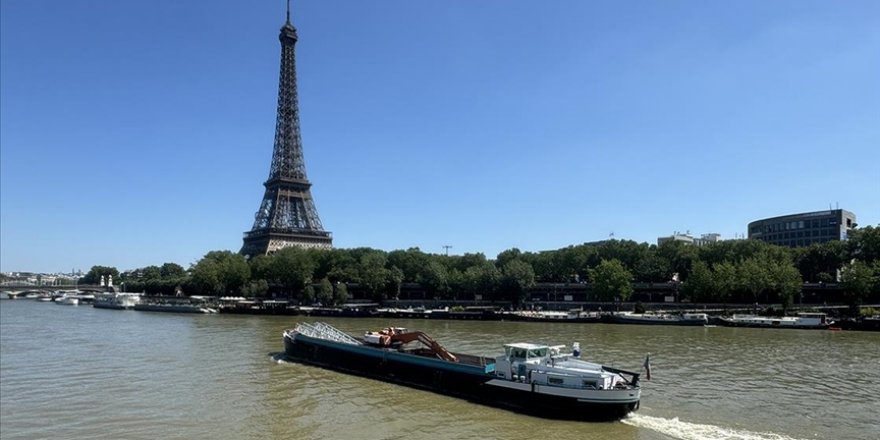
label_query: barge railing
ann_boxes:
[294,322,361,345]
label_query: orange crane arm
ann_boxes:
[390,331,459,362]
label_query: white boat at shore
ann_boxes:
[93,292,141,310]
[610,311,709,326]
[56,295,79,306]
[719,313,832,329]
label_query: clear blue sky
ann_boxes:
[2,1,878,274]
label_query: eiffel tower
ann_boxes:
[241,2,332,257]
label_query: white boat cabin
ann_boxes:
[493,343,622,390]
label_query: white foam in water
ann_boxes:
[271,353,292,364]
[622,414,807,440]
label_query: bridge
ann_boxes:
[1,284,109,298]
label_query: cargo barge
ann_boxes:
[282,322,642,421]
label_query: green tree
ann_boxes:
[713,261,737,302]
[333,282,349,306]
[160,262,186,279]
[190,251,250,295]
[495,248,523,269]
[682,260,714,302]
[462,262,501,300]
[317,278,333,305]
[386,266,404,300]
[80,266,120,285]
[140,265,162,280]
[634,250,672,283]
[242,279,269,297]
[499,259,536,305]
[847,226,880,263]
[358,251,389,301]
[737,257,770,304]
[767,260,802,314]
[387,248,429,282]
[840,261,877,308]
[270,247,317,296]
[302,285,316,305]
[589,259,633,302]
[796,241,846,282]
[419,261,450,299]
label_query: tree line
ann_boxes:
[85,226,880,308]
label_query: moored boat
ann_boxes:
[55,295,79,306]
[93,292,141,310]
[609,311,708,326]
[505,309,602,323]
[133,296,217,314]
[719,313,832,329]
[133,303,217,314]
[282,322,642,421]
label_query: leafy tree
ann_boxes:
[737,257,770,304]
[448,252,489,274]
[190,251,250,295]
[317,278,333,304]
[847,226,880,262]
[657,241,699,281]
[242,279,269,297]
[387,248,428,282]
[302,285,316,305]
[420,261,450,299]
[795,241,845,283]
[634,250,671,283]
[767,260,802,314]
[595,240,648,273]
[333,282,349,306]
[553,245,593,282]
[386,266,404,300]
[270,247,316,295]
[249,254,274,282]
[358,251,389,301]
[840,261,877,307]
[80,266,120,285]
[682,260,714,302]
[499,259,536,305]
[314,286,334,306]
[462,261,501,300]
[495,248,523,269]
[160,262,186,279]
[712,261,736,302]
[140,265,162,280]
[589,259,633,302]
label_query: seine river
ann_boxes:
[1,299,878,440]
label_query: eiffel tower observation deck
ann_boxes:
[241,2,332,257]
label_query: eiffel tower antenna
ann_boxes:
[241,1,332,256]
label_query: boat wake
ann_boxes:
[270,352,291,364]
[622,414,807,440]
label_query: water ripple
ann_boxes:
[3,302,879,440]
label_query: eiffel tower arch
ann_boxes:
[241,3,332,257]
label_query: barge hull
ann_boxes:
[283,334,637,421]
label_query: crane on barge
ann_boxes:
[364,327,459,362]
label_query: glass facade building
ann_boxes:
[748,209,857,248]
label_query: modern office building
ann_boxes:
[748,209,857,248]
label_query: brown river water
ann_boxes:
[1,299,878,440]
